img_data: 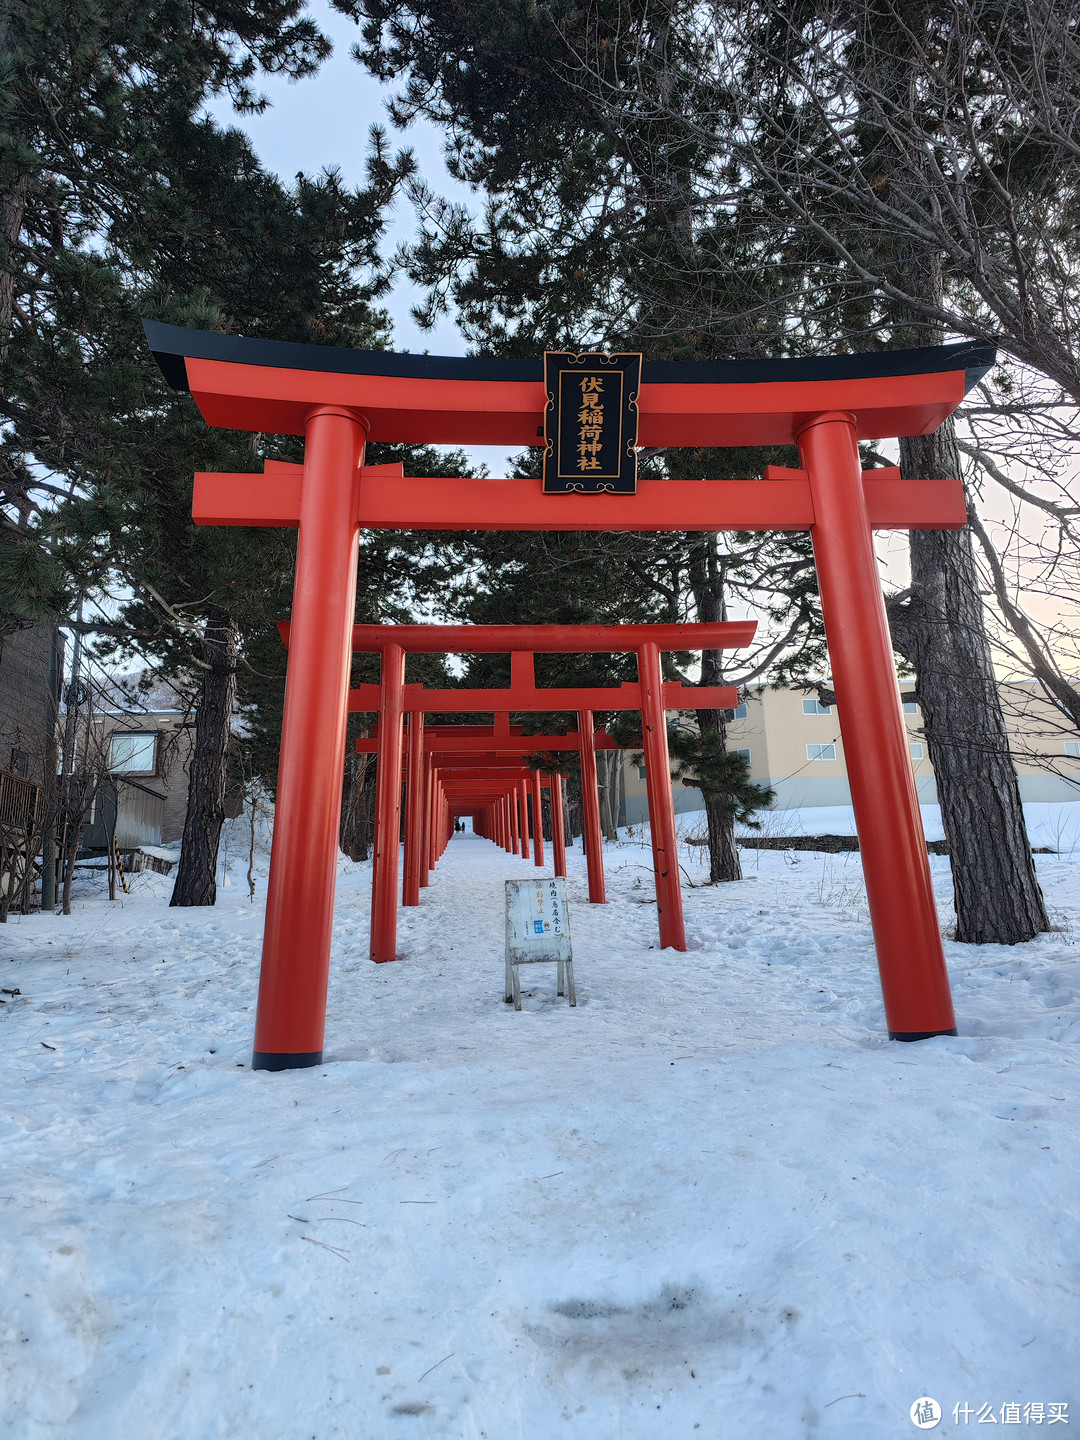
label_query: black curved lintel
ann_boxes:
[143,320,997,397]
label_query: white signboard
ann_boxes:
[504,877,575,1009]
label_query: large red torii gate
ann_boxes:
[146,321,992,1067]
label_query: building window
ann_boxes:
[638,764,647,780]
[803,698,831,715]
[732,747,751,763]
[909,742,924,759]
[726,702,748,721]
[903,700,920,714]
[8,747,29,777]
[109,732,157,775]
[807,743,836,762]
[1066,740,1080,758]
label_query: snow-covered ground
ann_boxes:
[1,807,1078,1439]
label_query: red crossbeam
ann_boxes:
[349,681,737,713]
[199,462,965,532]
[437,772,526,780]
[279,620,756,653]
[355,733,617,754]
[404,724,528,736]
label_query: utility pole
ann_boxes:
[38,627,65,910]
[56,598,84,915]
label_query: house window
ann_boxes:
[803,698,831,715]
[109,732,157,775]
[1066,740,1080,758]
[726,702,748,721]
[909,742,924,759]
[638,764,647,780]
[807,743,836,762]
[903,701,920,715]
[9,747,29,777]
[732,747,751,763]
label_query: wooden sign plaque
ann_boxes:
[542,351,641,493]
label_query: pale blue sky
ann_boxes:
[204,3,519,471]
[207,2,468,353]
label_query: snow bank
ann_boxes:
[731,800,1080,853]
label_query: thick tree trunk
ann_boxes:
[57,778,80,916]
[170,607,237,907]
[39,626,63,910]
[704,778,741,882]
[565,773,582,842]
[340,750,372,862]
[692,534,742,881]
[0,178,25,354]
[894,426,1049,943]
[596,748,620,840]
[697,709,742,882]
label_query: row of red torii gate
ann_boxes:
[284,617,753,959]
[146,321,995,1069]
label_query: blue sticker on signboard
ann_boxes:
[533,920,545,935]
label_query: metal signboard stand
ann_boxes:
[504,877,575,1010]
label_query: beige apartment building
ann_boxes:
[621,683,1080,820]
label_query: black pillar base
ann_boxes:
[888,1028,958,1042]
[251,1050,323,1071]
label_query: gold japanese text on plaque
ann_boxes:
[542,351,642,494]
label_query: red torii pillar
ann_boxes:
[428,765,440,874]
[531,768,545,868]
[798,414,954,1039]
[550,773,568,879]
[519,777,530,860]
[420,754,432,889]
[371,644,406,964]
[403,712,425,907]
[509,782,520,856]
[578,709,605,904]
[251,408,364,1071]
[638,643,683,949]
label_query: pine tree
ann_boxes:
[341,3,829,876]
[342,0,1054,937]
[667,728,775,878]
[0,0,409,903]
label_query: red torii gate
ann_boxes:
[288,621,747,957]
[424,760,560,867]
[146,321,989,1066]
[354,717,607,884]
[407,728,577,898]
